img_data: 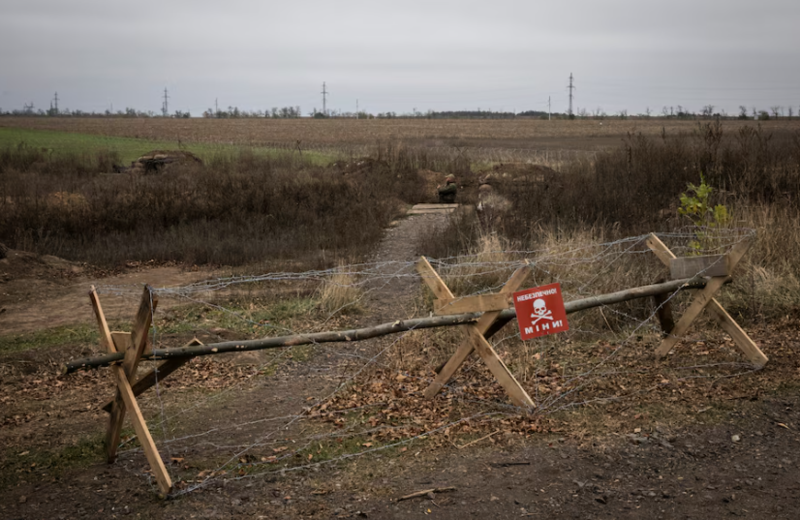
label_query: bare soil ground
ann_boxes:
[0,249,224,335]
[4,117,800,151]
[2,212,800,519]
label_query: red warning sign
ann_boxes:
[513,283,569,340]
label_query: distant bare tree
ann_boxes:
[738,105,748,120]
[770,106,782,119]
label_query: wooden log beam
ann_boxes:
[100,338,202,413]
[89,286,173,495]
[652,278,675,334]
[670,254,730,279]
[646,233,767,366]
[420,259,531,401]
[434,293,513,316]
[64,276,714,374]
[113,367,173,495]
[106,286,157,464]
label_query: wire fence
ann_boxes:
[93,228,760,496]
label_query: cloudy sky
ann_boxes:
[1,0,798,116]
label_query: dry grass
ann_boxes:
[438,232,517,295]
[719,203,800,319]
[0,147,425,266]
[4,117,800,149]
[316,262,364,315]
[403,122,800,391]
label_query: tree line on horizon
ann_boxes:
[0,103,796,121]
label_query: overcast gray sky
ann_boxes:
[1,0,798,116]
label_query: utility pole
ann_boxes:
[321,82,328,116]
[567,73,575,118]
[548,96,551,121]
[54,92,59,114]
[162,87,170,117]
[356,99,359,117]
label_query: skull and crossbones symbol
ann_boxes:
[531,298,553,325]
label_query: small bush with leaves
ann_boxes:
[678,175,730,253]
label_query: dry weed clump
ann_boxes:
[717,203,800,319]
[317,262,364,315]
[438,231,519,296]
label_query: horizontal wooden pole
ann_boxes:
[435,293,514,316]
[670,254,730,279]
[63,276,713,374]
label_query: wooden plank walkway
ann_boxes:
[407,204,459,215]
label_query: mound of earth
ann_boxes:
[0,247,87,282]
[478,162,560,186]
[113,149,203,174]
[330,156,389,175]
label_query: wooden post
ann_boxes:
[106,286,158,463]
[417,258,534,406]
[89,286,173,496]
[652,277,675,334]
[645,234,767,366]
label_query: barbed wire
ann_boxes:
[94,228,760,496]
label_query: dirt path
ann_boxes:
[363,213,449,320]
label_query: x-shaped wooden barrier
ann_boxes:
[645,234,768,367]
[89,285,202,496]
[416,257,534,407]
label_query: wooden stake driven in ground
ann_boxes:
[645,234,767,367]
[417,257,534,407]
[89,286,173,496]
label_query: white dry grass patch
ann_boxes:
[317,262,364,316]
[716,203,800,318]
[439,232,519,296]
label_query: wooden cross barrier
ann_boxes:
[89,285,204,497]
[645,234,768,367]
[416,257,535,407]
[65,276,717,375]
